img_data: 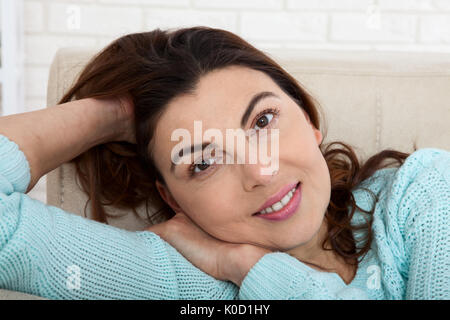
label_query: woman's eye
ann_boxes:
[192,158,215,173]
[253,108,280,130]
[254,113,274,130]
[188,151,225,177]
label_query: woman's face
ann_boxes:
[152,65,331,252]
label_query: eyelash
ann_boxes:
[187,107,281,177]
[251,107,280,130]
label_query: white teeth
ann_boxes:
[280,193,291,205]
[272,202,283,211]
[258,185,297,215]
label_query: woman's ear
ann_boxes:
[302,109,323,146]
[313,127,323,146]
[155,180,182,213]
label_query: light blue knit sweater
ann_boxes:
[0,133,449,299]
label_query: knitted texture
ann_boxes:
[0,133,449,299]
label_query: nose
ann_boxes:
[233,127,280,191]
[241,163,279,192]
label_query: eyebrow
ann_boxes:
[240,91,280,128]
[170,91,280,174]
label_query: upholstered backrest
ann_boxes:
[46,47,450,231]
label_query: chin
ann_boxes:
[281,223,323,250]
[264,233,317,252]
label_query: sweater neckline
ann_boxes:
[299,252,369,288]
[297,204,375,289]
[330,253,370,288]
[296,174,383,290]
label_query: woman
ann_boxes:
[0,27,448,300]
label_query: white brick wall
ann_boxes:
[144,8,238,32]
[331,13,417,42]
[241,12,328,41]
[22,0,450,204]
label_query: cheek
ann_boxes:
[182,186,235,225]
[279,119,313,161]
[187,187,251,241]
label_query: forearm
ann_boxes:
[0,98,119,193]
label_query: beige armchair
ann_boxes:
[1,47,449,300]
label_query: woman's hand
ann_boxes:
[114,93,136,144]
[94,93,136,144]
[146,212,271,286]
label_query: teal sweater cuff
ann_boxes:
[239,252,307,300]
[0,134,31,194]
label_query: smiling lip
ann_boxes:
[254,182,302,221]
[256,182,300,212]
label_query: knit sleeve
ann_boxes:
[238,252,369,300]
[0,134,238,299]
[395,148,450,299]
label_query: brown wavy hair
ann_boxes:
[59,26,417,271]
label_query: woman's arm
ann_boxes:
[394,149,450,299]
[146,213,368,300]
[0,97,126,193]
[0,134,238,299]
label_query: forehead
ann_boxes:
[152,65,283,171]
